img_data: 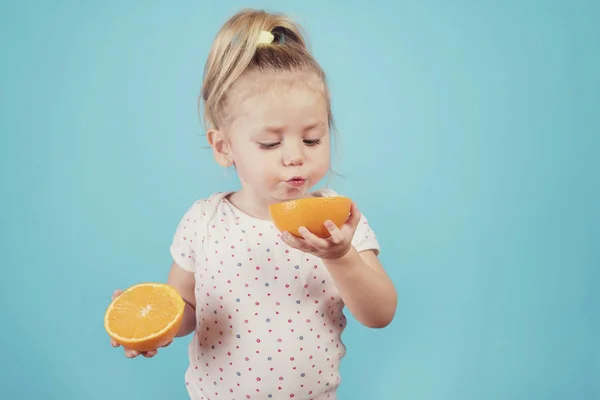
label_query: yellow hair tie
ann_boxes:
[257,30,275,45]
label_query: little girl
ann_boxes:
[110,9,397,400]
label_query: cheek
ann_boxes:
[311,144,331,171]
[317,157,331,175]
[234,151,276,180]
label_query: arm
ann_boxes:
[167,261,197,337]
[323,247,397,328]
[280,202,397,329]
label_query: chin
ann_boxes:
[273,188,309,202]
[276,192,303,201]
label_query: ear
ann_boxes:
[207,128,233,167]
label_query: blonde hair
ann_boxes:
[200,9,334,131]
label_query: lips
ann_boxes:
[286,177,306,187]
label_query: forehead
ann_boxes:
[228,71,328,128]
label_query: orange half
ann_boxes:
[104,283,185,352]
[269,196,352,238]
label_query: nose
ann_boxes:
[285,154,304,166]
[282,142,304,166]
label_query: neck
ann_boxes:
[227,189,274,220]
[227,187,315,220]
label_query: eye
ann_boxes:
[258,142,280,150]
[304,139,322,146]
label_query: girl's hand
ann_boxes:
[109,289,172,358]
[281,201,362,260]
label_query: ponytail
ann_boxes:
[200,9,331,131]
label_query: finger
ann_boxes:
[125,349,140,358]
[110,290,123,348]
[112,289,123,301]
[324,220,345,244]
[345,202,362,231]
[281,231,312,252]
[281,231,304,247]
[142,350,157,358]
[298,226,330,249]
[161,340,173,348]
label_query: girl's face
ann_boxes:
[217,71,331,208]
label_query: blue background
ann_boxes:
[1,0,598,399]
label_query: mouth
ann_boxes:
[286,177,307,188]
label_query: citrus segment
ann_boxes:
[104,283,185,352]
[269,196,352,238]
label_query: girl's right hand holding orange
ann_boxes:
[109,289,173,358]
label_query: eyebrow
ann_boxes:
[262,125,285,134]
[260,121,325,134]
[303,121,325,132]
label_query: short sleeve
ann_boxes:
[352,213,381,256]
[169,199,207,273]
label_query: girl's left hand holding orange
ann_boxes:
[281,202,362,260]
